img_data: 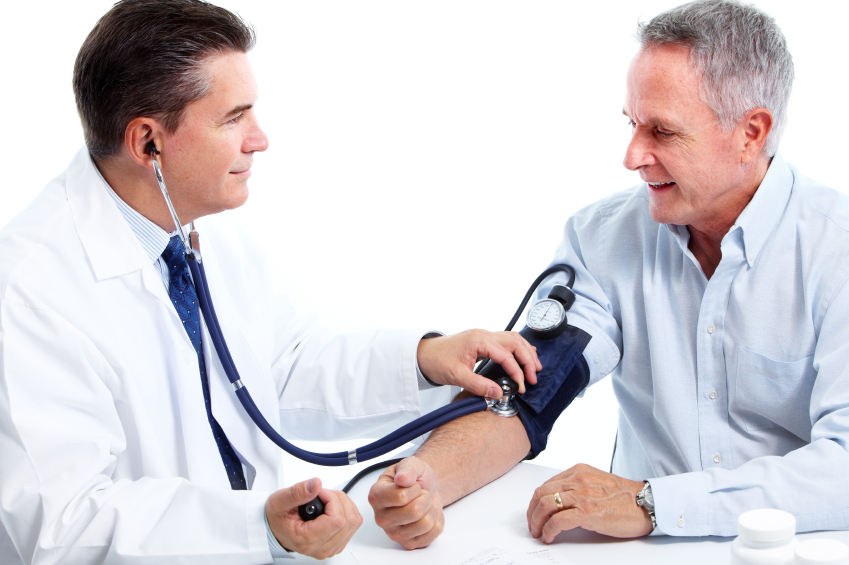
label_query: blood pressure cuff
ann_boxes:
[482,325,591,458]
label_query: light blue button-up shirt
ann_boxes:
[541,154,849,536]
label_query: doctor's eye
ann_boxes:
[627,120,636,128]
[226,113,244,125]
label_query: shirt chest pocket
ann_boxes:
[734,347,816,437]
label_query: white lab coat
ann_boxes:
[0,149,443,564]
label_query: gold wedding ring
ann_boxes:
[553,492,564,511]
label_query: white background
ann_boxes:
[2,1,847,488]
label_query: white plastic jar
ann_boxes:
[730,509,798,565]
[795,539,849,565]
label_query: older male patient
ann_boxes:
[369,0,849,546]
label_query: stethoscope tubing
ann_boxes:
[150,151,515,471]
[187,253,488,466]
[355,396,485,461]
[354,395,483,454]
[235,384,486,465]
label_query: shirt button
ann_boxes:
[713,454,722,464]
[677,517,686,528]
[707,324,716,334]
[709,390,717,400]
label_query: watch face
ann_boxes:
[527,299,566,331]
[639,483,654,510]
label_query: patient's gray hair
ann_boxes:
[638,0,794,156]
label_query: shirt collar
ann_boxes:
[729,152,793,267]
[664,153,794,267]
[93,164,184,263]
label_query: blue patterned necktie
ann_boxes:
[162,235,247,490]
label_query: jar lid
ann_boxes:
[795,539,849,565]
[737,509,796,543]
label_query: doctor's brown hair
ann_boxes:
[73,0,255,160]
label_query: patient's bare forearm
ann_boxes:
[415,394,531,506]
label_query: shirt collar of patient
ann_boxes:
[93,164,192,263]
[665,152,793,268]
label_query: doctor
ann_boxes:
[0,1,540,563]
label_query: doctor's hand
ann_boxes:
[526,464,653,543]
[368,456,445,549]
[266,477,363,559]
[417,329,541,397]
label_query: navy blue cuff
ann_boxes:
[482,325,591,459]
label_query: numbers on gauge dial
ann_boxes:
[527,299,565,330]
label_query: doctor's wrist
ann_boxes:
[416,332,445,388]
[264,505,293,557]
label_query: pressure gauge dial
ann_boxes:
[527,299,566,331]
[526,284,576,339]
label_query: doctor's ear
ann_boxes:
[125,117,163,168]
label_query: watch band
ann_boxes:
[636,481,657,531]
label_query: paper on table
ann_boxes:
[458,544,573,565]
[349,522,578,565]
[446,525,577,565]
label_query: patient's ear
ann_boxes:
[739,107,773,164]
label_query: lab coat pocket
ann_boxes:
[735,347,815,435]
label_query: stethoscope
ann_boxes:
[150,148,575,518]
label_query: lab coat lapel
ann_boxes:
[65,149,233,489]
[65,148,149,281]
[65,149,205,349]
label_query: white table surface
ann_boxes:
[281,459,849,564]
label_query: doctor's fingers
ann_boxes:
[306,493,363,559]
[288,491,362,559]
[268,477,324,514]
[295,491,361,553]
[477,335,540,394]
[492,331,542,382]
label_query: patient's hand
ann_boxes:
[526,464,653,542]
[368,456,445,549]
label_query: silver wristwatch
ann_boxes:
[636,481,657,531]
